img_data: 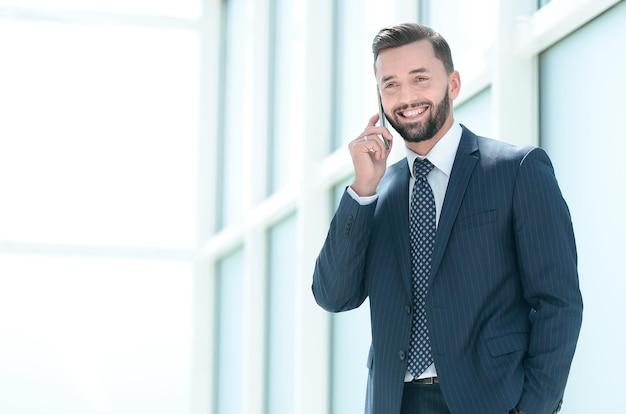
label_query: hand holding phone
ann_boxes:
[377,89,390,150]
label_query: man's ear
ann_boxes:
[448,70,461,100]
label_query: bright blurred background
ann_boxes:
[0,0,624,413]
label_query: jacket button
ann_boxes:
[405,305,411,315]
[399,350,406,360]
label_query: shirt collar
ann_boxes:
[406,122,462,179]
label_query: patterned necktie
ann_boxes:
[407,157,436,378]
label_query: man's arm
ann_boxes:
[312,190,377,312]
[312,114,393,312]
[513,147,583,413]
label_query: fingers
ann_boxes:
[356,114,393,154]
[367,113,380,127]
[350,133,381,156]
[347,115,392,195]
[348,113,393,162]
[362,135,379,155]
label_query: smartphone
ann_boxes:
[377,88,390,150]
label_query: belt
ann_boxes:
[412,377,439,385]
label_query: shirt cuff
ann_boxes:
[346,186,378,205]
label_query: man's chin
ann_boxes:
[403,134,433,144]
[398,126,433,143]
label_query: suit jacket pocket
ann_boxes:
[455,209,496,231]
[486,332,529,357]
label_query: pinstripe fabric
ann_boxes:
[312,126,582,414]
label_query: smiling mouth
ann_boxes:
[397,105,429,120]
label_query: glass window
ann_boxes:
[0,0,201,18]
[0,254,193,414]
[538,0,552,8]
[0,4,204,414]
[266,214,297,414]
[214,248,245,414]
[424,0,497,80]
[217,0,248,230]
[0,19,199,250]
[267,0,306,194]
[454,87,493,138]
[332,176,353,210]
[539,2,626,412]
[330,304,371,414]
[329,179,371,414]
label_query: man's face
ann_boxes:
[375,40,459,144]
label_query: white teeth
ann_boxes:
[403,107,426,118]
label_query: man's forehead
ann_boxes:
[374,40,439,79]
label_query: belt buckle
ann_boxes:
[414,376,438,384]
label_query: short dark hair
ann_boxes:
[372,22,454,74]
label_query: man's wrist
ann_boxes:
[346,185,378,205]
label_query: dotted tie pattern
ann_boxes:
[407,157,436,378]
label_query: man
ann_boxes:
[312,23,582,414]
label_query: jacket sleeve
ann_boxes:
[312,189,377,313]
[513,147,583,414]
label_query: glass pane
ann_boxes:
[266,214,297,414]
[0,19,199,249]
[0,0,201,18]
[330,304,371,414]
[426,0,498,80]
[218,0,247,230]
[330,180,371,414]
[268,0,306,194]
[454,87,492,138]
[538,0,552,9]
[215,248,245,414]
[332,177,352,209]
[539,2,626,412]
[0,254,193,414]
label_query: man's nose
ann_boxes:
[399,85,414,105]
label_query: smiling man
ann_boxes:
[312,23,583,414]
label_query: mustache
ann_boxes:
[392,100,432,113]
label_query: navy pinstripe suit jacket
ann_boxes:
[313,126,583,414]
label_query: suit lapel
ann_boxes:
[430,128,479,283]
[382,162,413,299]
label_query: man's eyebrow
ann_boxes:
[409,67,429,75]
[380,67,429,84]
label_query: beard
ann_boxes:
[386,89,451,143]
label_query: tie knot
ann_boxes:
[413,158,434,180]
